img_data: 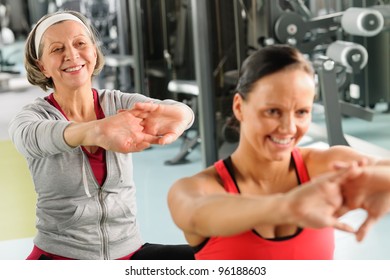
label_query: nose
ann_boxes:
[279,114,297,134]
[65,46,79,61]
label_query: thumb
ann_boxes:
[333,220,356,234]
[158,133,176,145]
[356,215,378,242]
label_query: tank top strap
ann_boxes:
[214,158,240,194]
[291,147,310,184]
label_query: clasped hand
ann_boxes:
[336,163,390,242]
[97,102,189,153]
[297,162,390,242]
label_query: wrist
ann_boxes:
[270,193,294,225]
[179,104,195,130]
[64,121,98,147]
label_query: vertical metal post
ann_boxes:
[129,0,146,95]
[191,0,218,167]
[233,0,245,72]
[316,58,349,146]
[117,0,132,91]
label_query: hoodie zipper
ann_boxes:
[98,187,109,259]
[82,148,110,259]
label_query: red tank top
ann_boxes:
[194,147,334,260]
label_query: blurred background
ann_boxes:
[1,0,390,259]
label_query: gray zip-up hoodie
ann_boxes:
[8,89,193,259]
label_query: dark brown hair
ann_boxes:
[236,44,314,100]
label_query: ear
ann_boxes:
[232,93,244,122]
[36,60,50,78]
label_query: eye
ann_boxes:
[51,47,63,53]
[265,108,281,117]
[296,109,310,117]
[76,40,87,48]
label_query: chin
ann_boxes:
[270,147,294,161]
[271,153,289,162]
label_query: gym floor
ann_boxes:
[1,74,390,260]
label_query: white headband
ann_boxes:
[34,13,90,59]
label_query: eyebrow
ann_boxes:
[47,33,87,42]
[46,34,88,46]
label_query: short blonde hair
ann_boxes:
[24,10,105,91]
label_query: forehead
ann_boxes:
[43,20,89,41]
[248,68,315,104]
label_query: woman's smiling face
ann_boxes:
[37,20,97,91]
[233,67,316,161]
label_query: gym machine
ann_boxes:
[137,0,212,166]
[234,0,390,147]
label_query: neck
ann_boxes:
[53,87,95,122]
[231,145,291,181]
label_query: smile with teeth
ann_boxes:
[269,136,293,145]
[64,65,83,72]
